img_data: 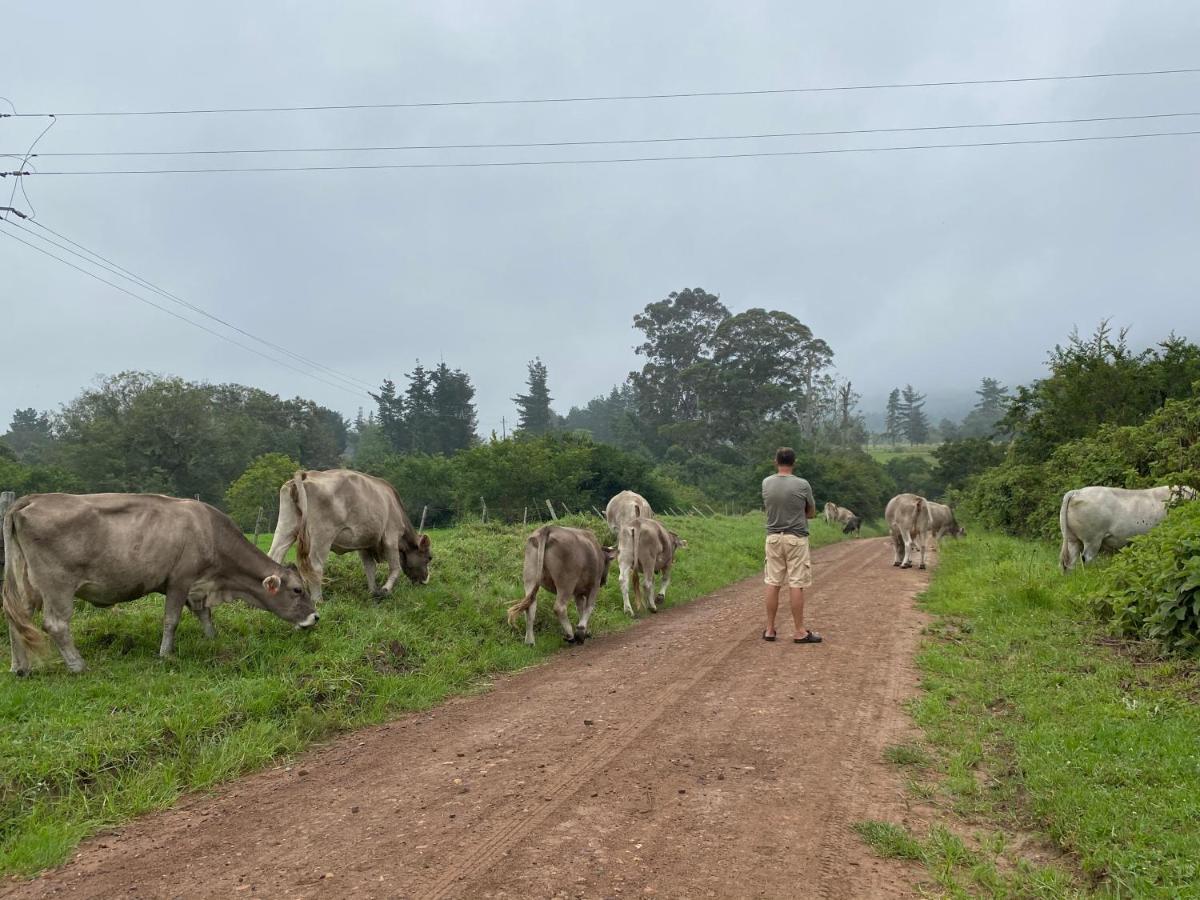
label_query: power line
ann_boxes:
[0,223,370,399]
[7,66,1200,117]
[13,129,1200,176]
[14,110,1200,158]
[11,219,377,392]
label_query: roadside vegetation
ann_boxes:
[863,535,1200,897]
[0,514,854,876]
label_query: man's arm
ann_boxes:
[804,486,817,520]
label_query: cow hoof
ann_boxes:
[900,563,912,569]
[919,564,926,570]
[371,591,388,602]
[892,561,901,568]
[655,594,665,604]
[649,606,658,614]
[11,668,30,678]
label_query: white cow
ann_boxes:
[605,490,654,615]
[1059,485,1195,572]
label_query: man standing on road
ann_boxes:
[762,447,822,644]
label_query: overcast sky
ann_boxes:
[3,1,1198,435]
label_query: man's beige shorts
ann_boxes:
[764,533,813,588]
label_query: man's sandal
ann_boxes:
[762,630,777,642]
[794,630,823,644]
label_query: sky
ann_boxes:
[2,1,1198,435]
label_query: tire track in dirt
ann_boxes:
[2,537,932,900]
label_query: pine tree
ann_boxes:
[900,384,930,444]
[960,377,1011,438]
[430,362,478,453]
[513,358,555,435]
[369,379,408,452]
[884,389,902,445]
[405,363,435,453]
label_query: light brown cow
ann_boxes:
[507,525,617,645]
[605,490,655,616]
[825,503,856,526]
[622,518,687,614]
[3,493,317,674]
[885,493,933,569]
[268,470,431,603]
[926,501,966,546]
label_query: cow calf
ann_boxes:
[621,518,687,615]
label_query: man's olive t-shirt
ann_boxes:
[762,473,815,537]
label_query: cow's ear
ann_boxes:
[418,533,431,551]
[262,574,281,595]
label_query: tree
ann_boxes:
[429,362,478,454]
[631,287,730,438]
[224,453,300,530]
[513,358,556,435]
[2,408,54,463]
[960,377,1010,438]
[929,437,1005,497]
[404,363,435,454]
[370,379,408,452]
[899,385,930,444]
[884,389,902,445]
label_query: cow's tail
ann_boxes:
[629,523,645,611]
[288,473,317,583]
[2,505,47,657]
[1059,490,1078,573]
[507,528,548,625]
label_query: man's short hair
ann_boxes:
[775,447,796,467]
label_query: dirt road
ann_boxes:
[4,537,931,899]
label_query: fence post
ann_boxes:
[252,506,264,547]
[545,499,558,521]
[523,507,528,526]
[560,501,573,517]
[592,505,604,520]
[419,505,428,532]
[481,496,488,523]
[705,504,718,517]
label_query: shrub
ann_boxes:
[1099,499,1200,653]
[224,453,299,530]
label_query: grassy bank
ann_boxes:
[0,514,850,875]
[858,535,1200,897]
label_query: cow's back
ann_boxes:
[1066,485,1178,547]
[606,490,653,532]
[297,470,404,546]
[10,493,215,603]
[540,526,605,593]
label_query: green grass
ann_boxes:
[0,514,852,876]
[867,443,940,465]
[858,534,1200,897]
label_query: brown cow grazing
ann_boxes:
[3,493,317,675]
[269,469,431,604]
[507,526,617,645]
[885,493,933,569]
[842,516,863,537]
[926,501,966,548]
[623,518,687,614]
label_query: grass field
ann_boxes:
[857,535,1200,897]
[0,514,854,876]
[866,442,940,465]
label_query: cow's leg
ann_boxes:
[656,569,671,606]
[642,570,658,613]
[359,550,383,599]
[618,558,635,616]
[1081,538,1104,566]
[899,531,914,568]
[41,604,85,674]
[378,542,404,597]
[159,588,189,658]
[554,588,577,643]
[8,621,31,675]
[577,587,601,638]
[918,533,929,570]
[524,591,539,646]
[890,529,905,566]
[192,604,217,639]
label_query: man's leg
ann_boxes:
[765,583,781,637]
[788,586,806,637]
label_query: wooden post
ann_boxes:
[419,505,428,532]
[592,505,604,520]
[252,506,264,547]
[705,504,718,517]
[481,496,488,523]
[545,499,558,521]
[561,501,572,517]
[523,507,528,526]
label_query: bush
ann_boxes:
[1099,499,1200,653]
[224,453,299,530]
[364,453,458,527]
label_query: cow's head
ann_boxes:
[599,546,619,586]
[261,564,319,629]
[401,533,433,585]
